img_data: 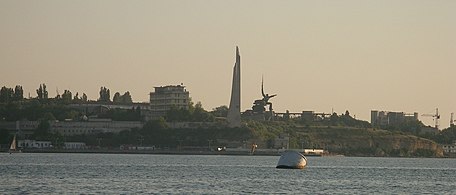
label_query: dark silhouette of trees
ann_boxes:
[62,90,72,103]
[122,91,132,104]
[166,102,214,122]
[211,105,229,117]
[73,92,80,102]
[82,93,88,102]
[14,85,23,101]
[0,85,24,103]
[33,119,51,140]
[36,83,48,100]
[430,126,456,144]
[113,92,121,103]
[0,87,14,103]
[113,91,133,104]
[0,128,11,145]
[36,84,48,100]
[98,87,110,102]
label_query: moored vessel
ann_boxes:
[276,150,307,169]
[8,135,22,154]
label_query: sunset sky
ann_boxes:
[1,1,455,128]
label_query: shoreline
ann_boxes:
[1,148,325,156]
[3,148,453,158]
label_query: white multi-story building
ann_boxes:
[17,140,87,149]
[0,120,143,136]
[64,142,87,149]
[51,120,143,136]
[18,140,52,149]
[371,110,418,126]
[442,141,456,154]
[149,84,190,119]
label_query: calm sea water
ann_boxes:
[1,153,455,194]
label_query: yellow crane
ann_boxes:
[422,108,440,129]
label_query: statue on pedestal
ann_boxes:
[261,81,276,112]
[252,77,276,113]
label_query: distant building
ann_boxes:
[18,140,52,149]
[68,103,149,115]
[301,111,314,121]
[17,140,87,149]
[0,120,143,137]
[300,111,331,122]
[371,110,418,126]
[167,121,220,129]
[442,141,456,155]
[0,121,40,136]
[303,149,325,156]
[51,120,142,136]
[149,84,190,119]
[64,142,86,149]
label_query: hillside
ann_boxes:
[245,121,443,157]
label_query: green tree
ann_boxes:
[62,90,72,103]
[34,120,51,140]
[42,112,56,121]
[211,105,229,117]
[98,87,111,102]
[14,85,23,101]
[36,84,48,100]
[113,91,133,104]
[0,86,14,103]
[432,126,456,144]
[166,107,192,122]
[82,93,88,102]
[141,117,168,145]
[192,102,214,122]
[0,128,11,144]
[121,91,133,104]
[73,92,80,102]
[143,117,168,131]
[113,92,121,103]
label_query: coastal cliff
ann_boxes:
[302,128,443,157]
[246,121,444,157]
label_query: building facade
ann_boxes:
[64,142,87,149]
[149,84,190,119]
[17,140,87,149]
[17,140,52,149]
[371,110,418,126]
[442,141,456,156]
[51,120,143,136]
[0,120,143,136]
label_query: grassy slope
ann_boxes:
[245,121,443,157]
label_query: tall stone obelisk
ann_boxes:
[227,46,241,127]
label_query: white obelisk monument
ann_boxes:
[227,46,241,127]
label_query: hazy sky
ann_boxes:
[1,1,455,128]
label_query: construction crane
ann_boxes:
[451,113,455,127]
[422,108,440,129]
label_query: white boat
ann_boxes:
[8,135,22,154]
[276,150,307,169]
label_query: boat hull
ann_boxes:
[276,151,307,169]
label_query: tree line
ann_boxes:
[0,84,132,104]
